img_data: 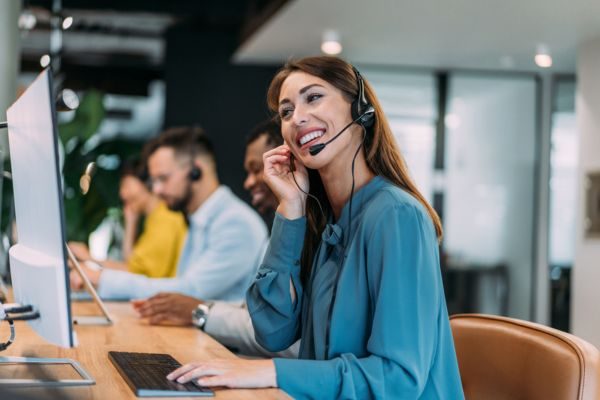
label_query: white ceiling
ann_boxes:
[234,0,600,73]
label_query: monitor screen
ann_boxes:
[6,69,74,347]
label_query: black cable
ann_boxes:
[290,159,326,220]
[0,319,15,351]
[324,127,366,357]
[0,304,39,351]
[0,121,7,130]
[288,124,367,357]
[345,126,367,249]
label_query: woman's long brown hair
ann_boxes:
[267,56,443,285]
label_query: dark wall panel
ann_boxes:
[164,26,279,202]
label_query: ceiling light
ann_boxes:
[535,44,552,68]
[40,54,51,68]
[18,10,37,30]
[59,89,80,111]
[321,30,342,55]
[62,16,73,30]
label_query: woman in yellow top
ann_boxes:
[69,159,187,278]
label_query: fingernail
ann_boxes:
[177,378,185,383]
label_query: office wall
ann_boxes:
[572,37,600,347]
[163,24,279,201]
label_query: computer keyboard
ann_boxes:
[108,351,214,397]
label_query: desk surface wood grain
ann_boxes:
[0,299,289,399]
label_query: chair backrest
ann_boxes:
[450,314,600,400]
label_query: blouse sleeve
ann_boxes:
[246,212,306,352]
[273,202,447,399]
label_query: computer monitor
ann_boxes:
[5,69,73,348]
[0,69,96,387]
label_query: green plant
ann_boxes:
[59,91,144,242]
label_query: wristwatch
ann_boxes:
[192,302,213,330]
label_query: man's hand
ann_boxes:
[131,292,202,326]
[68,241,91,261]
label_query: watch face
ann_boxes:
[192,304,210,329]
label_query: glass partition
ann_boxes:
[443,74,537,319]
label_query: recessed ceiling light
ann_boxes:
[321,30,342,55]
[40,54,51,68]
[535,44,552,68]
[62,16,73,30]
[18,10,37,30]
[60,89,80,110]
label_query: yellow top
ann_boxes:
[127,202,187,278]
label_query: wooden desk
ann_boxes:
[1,300,289,399]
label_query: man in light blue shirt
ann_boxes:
[70,127,267,301]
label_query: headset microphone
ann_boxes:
[308,106,375,156]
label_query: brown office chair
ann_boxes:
[450,314,600,400]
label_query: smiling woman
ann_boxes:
[166,56,464,399]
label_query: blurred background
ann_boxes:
[1,0,599,347]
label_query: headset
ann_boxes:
[308,67,375,156]
[189,165,202,181]
[350,66,375,130]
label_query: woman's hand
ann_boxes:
[167,358,277,389]
[123,204,140,226]
[263,145,308,220]
[68,241,91,261]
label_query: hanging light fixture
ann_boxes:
[535,44,553,68]
[321,30,343,55]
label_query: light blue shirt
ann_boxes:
[99,186,268,301]
[247,176,464,399]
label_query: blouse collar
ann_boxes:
[321,175,386,247]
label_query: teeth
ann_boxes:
[299,130,324,145]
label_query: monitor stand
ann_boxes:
[0,306,95,387]
[0,356,95,387]
[65,245,113,326]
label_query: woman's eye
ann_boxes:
[307,93,322,103]
[279,108,293,119]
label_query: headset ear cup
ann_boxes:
[189,166,202,181]
[351,99,375,129]
[351,67,375,129]
[351,98,361,122]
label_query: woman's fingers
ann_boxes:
[166,359,276,389]
[168,362,225,383]
[167,363,199,381]
[265,154,289,166]
[178,366,223,383]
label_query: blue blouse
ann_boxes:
[247,176,464,399]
